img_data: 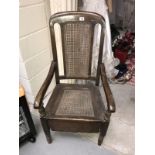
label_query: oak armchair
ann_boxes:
[34,11,115,145]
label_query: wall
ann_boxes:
[50,0,77,14]
[19,0,78,104]
[19,0,55,104]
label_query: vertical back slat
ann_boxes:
[96,27,104,86]
[60,23,67,76]
[88,24,95,76]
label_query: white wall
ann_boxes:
[19,0,55,104]
[50,0,77,14]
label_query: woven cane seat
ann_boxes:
[45,83,106,120]
[56,89,94,117]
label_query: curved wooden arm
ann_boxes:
[100,63,116,113]
[34,61,56,109]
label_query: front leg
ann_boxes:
[40,118,52,144]
[98,122,109,146]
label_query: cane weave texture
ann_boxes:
[56,89,94,117]
[62,23,93,77]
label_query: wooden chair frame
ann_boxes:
[34,11,115,145]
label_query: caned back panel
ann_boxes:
[49,11,105,81]
[62,22,93,77]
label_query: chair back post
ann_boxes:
[49,19,60,84]
[96,26,105,86]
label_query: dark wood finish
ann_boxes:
[98,122,109,145]
[48,119,101,132]
[58,76,96,80]
[40,118,52,144]
[49,23,60,84]
[39,106,46,117]
[100,63,116,112]
[96,26,105,86]
[61,23,67,76]
[34,61,56,109]
[34,11,115,146]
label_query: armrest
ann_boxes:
[100,63,116,113]
[34,61,56,109]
